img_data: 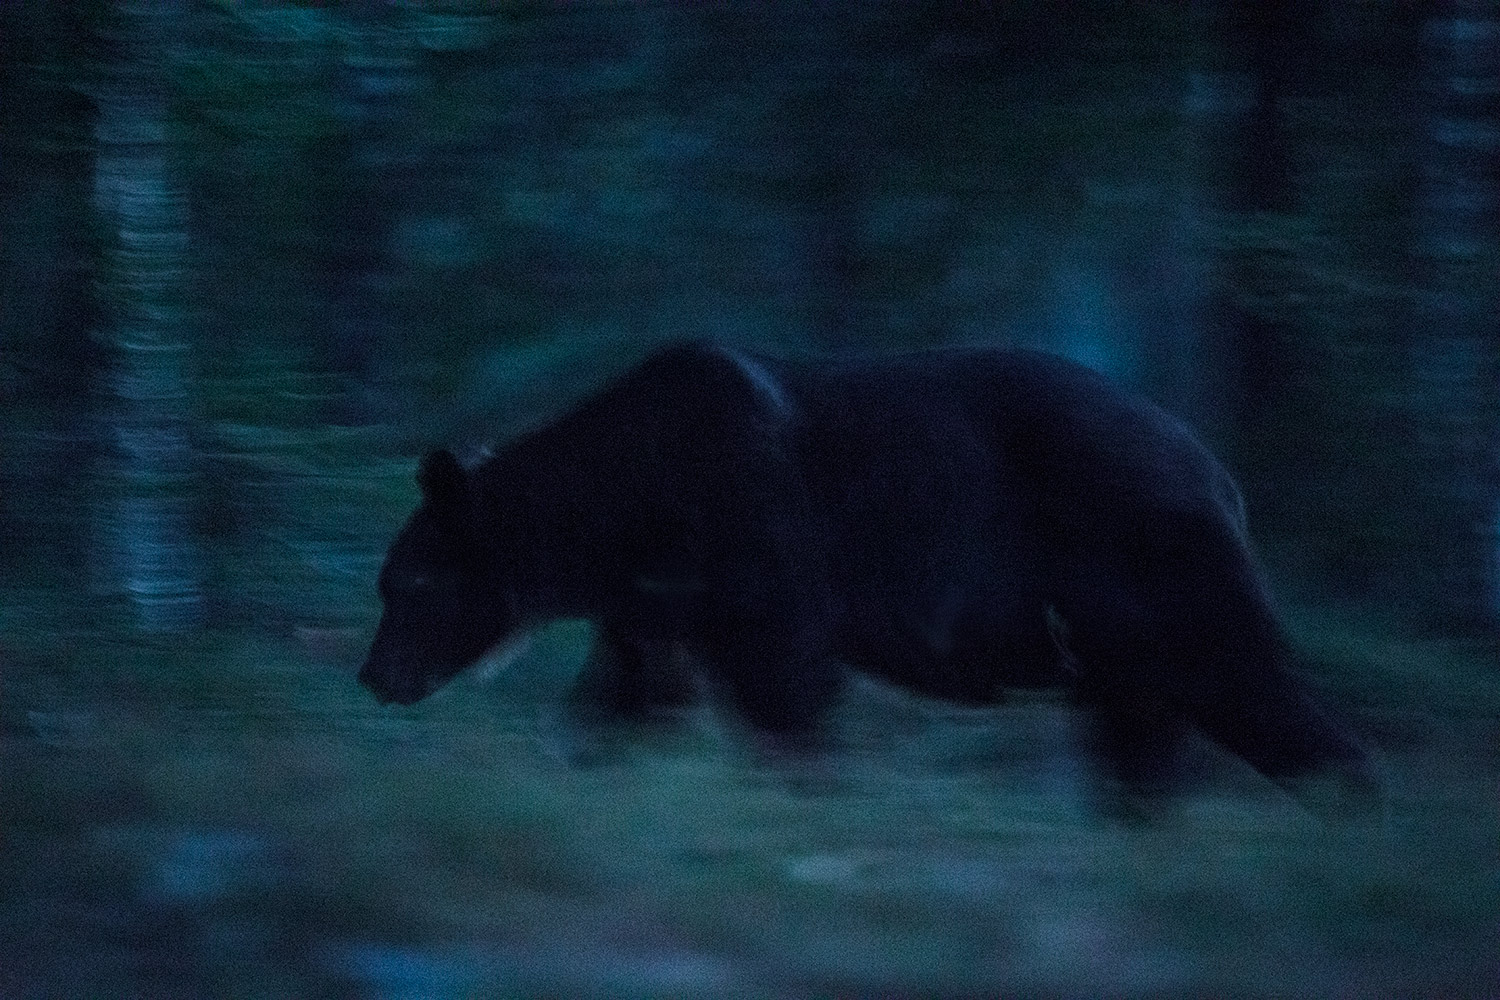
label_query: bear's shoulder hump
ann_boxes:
[633,340,792,418]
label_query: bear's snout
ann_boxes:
[357,657,424,705]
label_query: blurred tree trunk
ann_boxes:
[320,0,417,409]
[1408,0,1500,632]
[773,7,892,354]
[1132,2,1242,442]
[1192,0,1317,528]
[92,0,203,633]
[1224,0,1302,427]
[0,5,106,576]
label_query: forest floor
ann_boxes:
[2,607,1497,999]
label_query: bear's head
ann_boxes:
[358,449,515,705]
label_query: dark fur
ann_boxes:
[360,341,1374,810]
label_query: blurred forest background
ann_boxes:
[2,1,1498,997]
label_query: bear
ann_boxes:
[358,339,1375,814]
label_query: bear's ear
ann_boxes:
[417,449,467,510]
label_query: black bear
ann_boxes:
[359,340,1374,811]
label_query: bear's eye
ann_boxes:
[385,573,433,599]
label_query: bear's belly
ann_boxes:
[834,584,1063,704]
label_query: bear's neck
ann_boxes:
[470,447,620,622]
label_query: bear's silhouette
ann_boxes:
[359,340,1374,813]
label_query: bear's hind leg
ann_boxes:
[1189,657,1379,820]
[1072,650,1193,816]
[1063,531,1379,819]
[1052,551,1205,812]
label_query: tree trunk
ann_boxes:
[1225,0,1302,426]
[321,0,420,408]
[1408,0,1500,632]
[93,0,203,633]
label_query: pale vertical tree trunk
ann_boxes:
[93,0,203,633]
[1409,0,1500,630]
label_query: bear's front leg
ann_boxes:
[540,625,699,766]
[696,593,844,746]
[565,623,699,725]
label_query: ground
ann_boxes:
[3,611,1497,998]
